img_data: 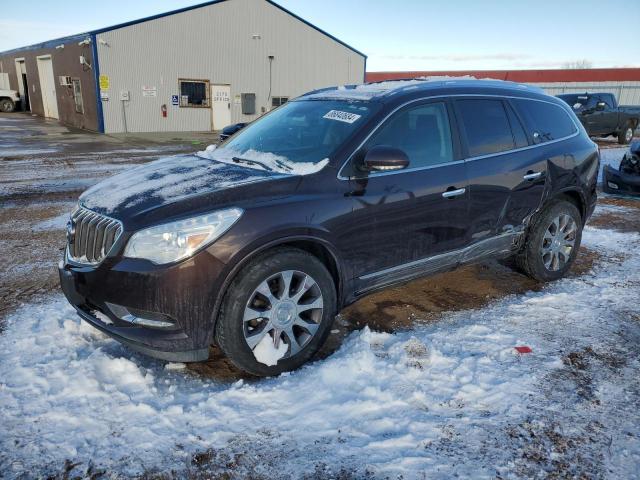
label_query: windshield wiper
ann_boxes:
[232,156,273,172]
[274,159,293,172]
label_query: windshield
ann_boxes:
[197,100,380,175]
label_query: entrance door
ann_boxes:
[36,56,58,119]
[211,84,231,131]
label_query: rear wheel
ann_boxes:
[0,98,15,113]
[516,200,583,282]
[618,124,634,145]
[215,248,337,376]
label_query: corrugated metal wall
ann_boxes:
[97,0,365,133]
[532,81,640,105]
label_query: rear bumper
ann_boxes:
[57,250,228,362]
[603,165,640,196]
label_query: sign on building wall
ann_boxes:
[171,95,179,106]
[142,86,157,97]
[99,75,110,91]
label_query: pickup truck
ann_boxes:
[0,89,20,113]
[557,92,640,144]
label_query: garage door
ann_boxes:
[36,56,59,119]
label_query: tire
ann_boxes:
[618,124,634,145]
[515,199,583,282]
[215,247,337,376]
[0,98,15,113]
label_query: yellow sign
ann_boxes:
[99,75,110,91]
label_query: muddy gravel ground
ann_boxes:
[1,113,639,478]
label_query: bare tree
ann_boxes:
[563,59,593,69]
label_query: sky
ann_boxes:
[1,0,639,72]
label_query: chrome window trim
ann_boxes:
[337,93,581,181]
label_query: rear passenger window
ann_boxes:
[365,102,453,169]
[456,99,515,157]
[513,99,577,143]
[505,103,529,148]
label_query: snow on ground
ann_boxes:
[33,212,71,231]
[1,226,639,478]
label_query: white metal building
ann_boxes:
[95,0,366,133]
[0,0,366,134]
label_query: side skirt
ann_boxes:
[355,232,521,296]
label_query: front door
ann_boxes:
[211,84,231,131]
[341,100,469,293]
[36,56,58,119]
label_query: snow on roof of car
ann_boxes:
[300,76,543,101]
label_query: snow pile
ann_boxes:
[253,334,288,366]
[196,145,329,176]
[1,225,639,477]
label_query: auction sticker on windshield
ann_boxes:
[323,110,362,124]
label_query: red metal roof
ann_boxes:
[366,68,640,83]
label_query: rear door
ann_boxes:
[341,99,469,292]
[455,97,547,244]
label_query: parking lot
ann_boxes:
[1,112,639,478]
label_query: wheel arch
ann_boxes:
[556,188,587,223]
[208,235,345,342]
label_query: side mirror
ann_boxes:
[361,145,410,172]
[596,102,606,111]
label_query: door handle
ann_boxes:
[442,187,466,199]
[523,171,543,181]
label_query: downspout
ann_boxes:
[90,33,105,133]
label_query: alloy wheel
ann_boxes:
[243,270,323,360]
[541,213,577,271]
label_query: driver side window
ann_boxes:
[365,102,454,171]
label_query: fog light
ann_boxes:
[105,302,176,329]
[607,182,619,190]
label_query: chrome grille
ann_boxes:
[67,207,123,265]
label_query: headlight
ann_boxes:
[124,208,243,264]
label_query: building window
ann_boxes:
[271,96,288,108]
[179,79,210,107]
[72,79,84,114]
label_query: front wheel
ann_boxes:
[0,98,15,113]
[618,124,634,145]
[516,200,583,282]
[215,247,337,376]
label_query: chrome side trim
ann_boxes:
[337,93,581,180]
[357,231,519,292]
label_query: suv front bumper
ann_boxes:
[58,251,228,362]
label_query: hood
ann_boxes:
[80,154,287,219]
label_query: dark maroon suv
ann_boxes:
[59,79,599,376]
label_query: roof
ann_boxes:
[0,0,366,58]
[367,68,640,84]
[300,77,545,101]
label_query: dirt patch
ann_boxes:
[0,198,72,324]
[503,419,606,479]
[589,195,640,233]
[337,246,600,336]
